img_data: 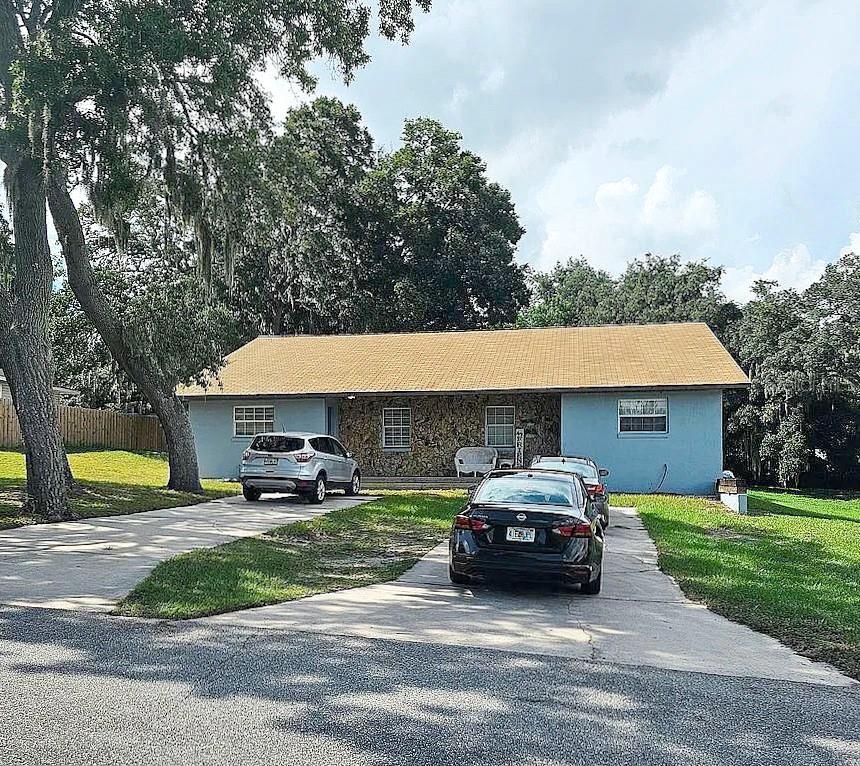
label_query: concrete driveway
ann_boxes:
[206,506,854,688]
[0,493,373,611]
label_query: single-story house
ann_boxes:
[179,322,750,494]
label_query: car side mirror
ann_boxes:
[598,468,609,478]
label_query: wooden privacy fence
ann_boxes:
[0,400,166,452]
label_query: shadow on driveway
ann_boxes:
[1,606,858,766]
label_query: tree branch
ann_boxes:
[0,0,23,105]
[69,26,97,46]
[46,0,82,27]
[21,0,41,36]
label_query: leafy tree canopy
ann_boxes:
[207,105,529,335]
[223,97,375,334]
[725,262,860,488]
[520,253,738,334]
[2,0,430,271]
[364,117,529,331]
[51,192,244,409]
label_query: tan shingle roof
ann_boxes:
[179,322,749,398]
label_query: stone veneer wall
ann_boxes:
[338,393,560,476]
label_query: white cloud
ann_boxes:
[538,165,718,273]
[640,166,718,237]
[264,0,859,282]
[447,83,469,113]
[479,64,505,93]
[595,177,638,216]
[840,231,860,257]
[722,244,828,303]
[257,67,311,124]
[484,128,556,189]
[518,0,860,274]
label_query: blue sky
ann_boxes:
[267,0,860,301]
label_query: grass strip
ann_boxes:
[0,449,238,530]
[116,491,465,619]
[616,490,860,679]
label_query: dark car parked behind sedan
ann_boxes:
[530,455,610,528]
[449,469,605,594]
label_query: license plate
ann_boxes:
[506,526,535,543]
[263,457,278,465]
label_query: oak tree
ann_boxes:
[0,0,429,511]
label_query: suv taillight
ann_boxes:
[293,451,314,463]
[587,483,605,495]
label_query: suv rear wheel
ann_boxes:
[306,475,327,504]
[344,471,361,496]
[242,485,261,502]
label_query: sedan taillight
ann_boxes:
[293,451,314,463]
[552,522,592,538]
[454,514,490,532]
[242,450,252,462]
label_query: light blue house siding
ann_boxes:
[560,389,724,495]
[188,398,330,479]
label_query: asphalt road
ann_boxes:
[1,607,858,766]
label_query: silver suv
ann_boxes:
[240,432,361,504]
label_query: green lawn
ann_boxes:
[0,449,239,530]
[617,489,860,679]
[116,491,465,619]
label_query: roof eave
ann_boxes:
[178,381,750,400]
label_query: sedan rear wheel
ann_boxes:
[448,566,470,585]
[580,567,602,595]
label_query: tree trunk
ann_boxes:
[149,390,203,490]
[3,157,73,520]
[46,171,204,493]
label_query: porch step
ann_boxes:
[363,476,478,490]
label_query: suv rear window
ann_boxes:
[250,435,305,453]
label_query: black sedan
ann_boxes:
[449,469,605,594]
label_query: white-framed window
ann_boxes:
[485,405,515,447]
[618,398,668,434]
[382,407,412,449]
[233,405,275,437]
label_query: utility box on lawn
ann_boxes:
[717,476,748,514]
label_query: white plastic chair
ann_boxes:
[455,446,498,477]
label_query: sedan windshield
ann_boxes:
[473,475,574,506]
[539,460,599,481]
[250,435,305,453]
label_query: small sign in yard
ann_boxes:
[515,428,524,468]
